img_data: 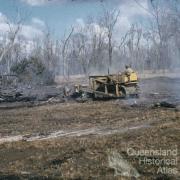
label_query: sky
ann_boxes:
[0,0,151,41]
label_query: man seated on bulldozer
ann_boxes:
[125,65,134,81]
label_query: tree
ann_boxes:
[134,0,180,71]
[0,8,28,74]
[61,27,74,78]
[99,8,120,67]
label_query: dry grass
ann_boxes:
[0,101,179,179]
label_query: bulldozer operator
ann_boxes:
[125,65,134,81]
[125,65,134,75]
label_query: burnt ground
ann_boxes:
[0,76,179,179]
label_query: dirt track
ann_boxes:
[0,77,179,179]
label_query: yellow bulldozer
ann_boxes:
[71,70,139,100]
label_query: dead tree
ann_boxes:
[100,8,120,67]
[61,27,74,78]
[134,0,178,71]
[42,26,56,71]
[0,22,22,74]
[0,8,27,75]
[71,19,107,75]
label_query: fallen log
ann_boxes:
[154,101,176,108]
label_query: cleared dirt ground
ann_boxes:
[0,77,179,179]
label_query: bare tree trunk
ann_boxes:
[100,8,120,67]
[61,27,74,78]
